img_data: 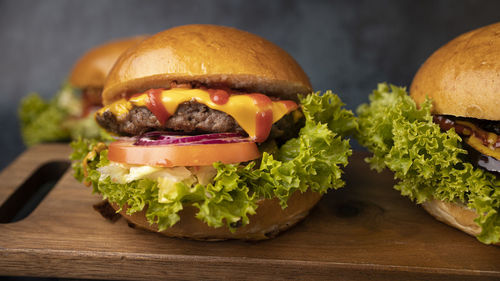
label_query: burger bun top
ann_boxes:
[102,24,312,105]
[69,36,147,89]
[410,22,500,120]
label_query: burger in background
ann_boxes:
[18,36,146,146]
[357,23,500,245]
[71,24,357,240]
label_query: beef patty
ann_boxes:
[96,101,302,144]
[96,101,245,136]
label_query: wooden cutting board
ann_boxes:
[0,144,498,280]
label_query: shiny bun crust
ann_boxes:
[112,190,321,241]
[421,199,500,246]
[103,24,312,105]
[410,22,500,120]
[69,36,147,88]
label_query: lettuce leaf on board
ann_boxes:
[71,91,356,231]
[356,83,500,244]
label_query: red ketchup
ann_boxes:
[208,89,230,105]
[144,89,170,126]
[249,93,274,143]
[279,100,298,112]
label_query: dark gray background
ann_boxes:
[1,0,499,170]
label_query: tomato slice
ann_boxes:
[108,140,261,167]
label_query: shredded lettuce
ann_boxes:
[18,83,109,146]
[71,91,356,231]
[356,83,500,244]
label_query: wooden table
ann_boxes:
[0,144,498,280]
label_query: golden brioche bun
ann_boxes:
[421,199,499,246]
[410,22,500,120]
[69,36,147,88]
[102,24,312,105]
[112,189,321,241]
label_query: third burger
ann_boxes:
[357,22,500,245]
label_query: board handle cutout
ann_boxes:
[0,161,70,223]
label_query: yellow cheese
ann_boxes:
[467,135,500,160]
[455,120,475,136]
[97,99,132,120]
[97,88,296,140]
[454,120,500,160]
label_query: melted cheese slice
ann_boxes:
[97,88,297,140]
[455,121,500,160]
[467,135,500,160]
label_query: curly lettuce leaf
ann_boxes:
[70,138,102,182]
[356,83,500,244]
[301,91,358,137]
[71,91,356,231]
[19,92,70,146]
[19,83,108,146]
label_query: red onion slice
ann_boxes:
[175,138,249,145]
[134,132,248,146]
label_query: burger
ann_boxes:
[357,23,500,245]
[18,36,146,146]
[71,24,357,240]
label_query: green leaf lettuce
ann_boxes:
[19,83,110,146]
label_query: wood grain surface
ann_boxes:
[0,144,498,280]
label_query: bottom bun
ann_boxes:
[422,199,499,245]
[421,199,480,236]
[111,189,321,241]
